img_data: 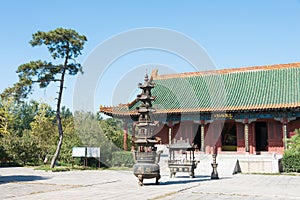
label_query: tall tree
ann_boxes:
[2,28,87,168]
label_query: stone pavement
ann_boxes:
[0,167,299,200]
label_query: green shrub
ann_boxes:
[282,150,300,173]
[282,129,300,173]
[111,151,134,167]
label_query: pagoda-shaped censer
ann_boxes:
[133,73,161,186]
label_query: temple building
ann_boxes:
[100,62,300,155]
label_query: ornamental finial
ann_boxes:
[144,69,149,82]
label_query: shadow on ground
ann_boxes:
[143,175,227,186]
[0,175,48,184]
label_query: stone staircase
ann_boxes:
[156,145,283,177]
[196,154,283,176]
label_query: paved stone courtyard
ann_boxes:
[0,167,299,200]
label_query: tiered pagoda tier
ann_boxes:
[135,74,157,143]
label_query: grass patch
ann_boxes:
[280,172,300,176]
[34,165,133,172]
[242,172,300,176]
[106,166,132,171]
[34,164,105,172]
[34,165,71,172]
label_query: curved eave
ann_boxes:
[100,103,300,117]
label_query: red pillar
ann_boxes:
[244,118,249,153]
[249,123,254,154]
[282,117,288,150]
[216,123,222,153]
[123,121,128,151]
[131,123,135,151]
[168,121,173,144]
[200,120,205,152]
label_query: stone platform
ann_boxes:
[0,166,299,200]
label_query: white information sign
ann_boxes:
[86,147,100,158]
[72,147,86,157]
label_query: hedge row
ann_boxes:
[111,151,135,167]
[282,150,300,173]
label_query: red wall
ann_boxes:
[267,120,284,154]
[152,118,298,155]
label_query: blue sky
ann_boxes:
[1,0,300,112]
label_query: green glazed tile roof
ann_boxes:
[100,63,300,115]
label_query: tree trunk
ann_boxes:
[50,123,63,168]
[50,52,68,168]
